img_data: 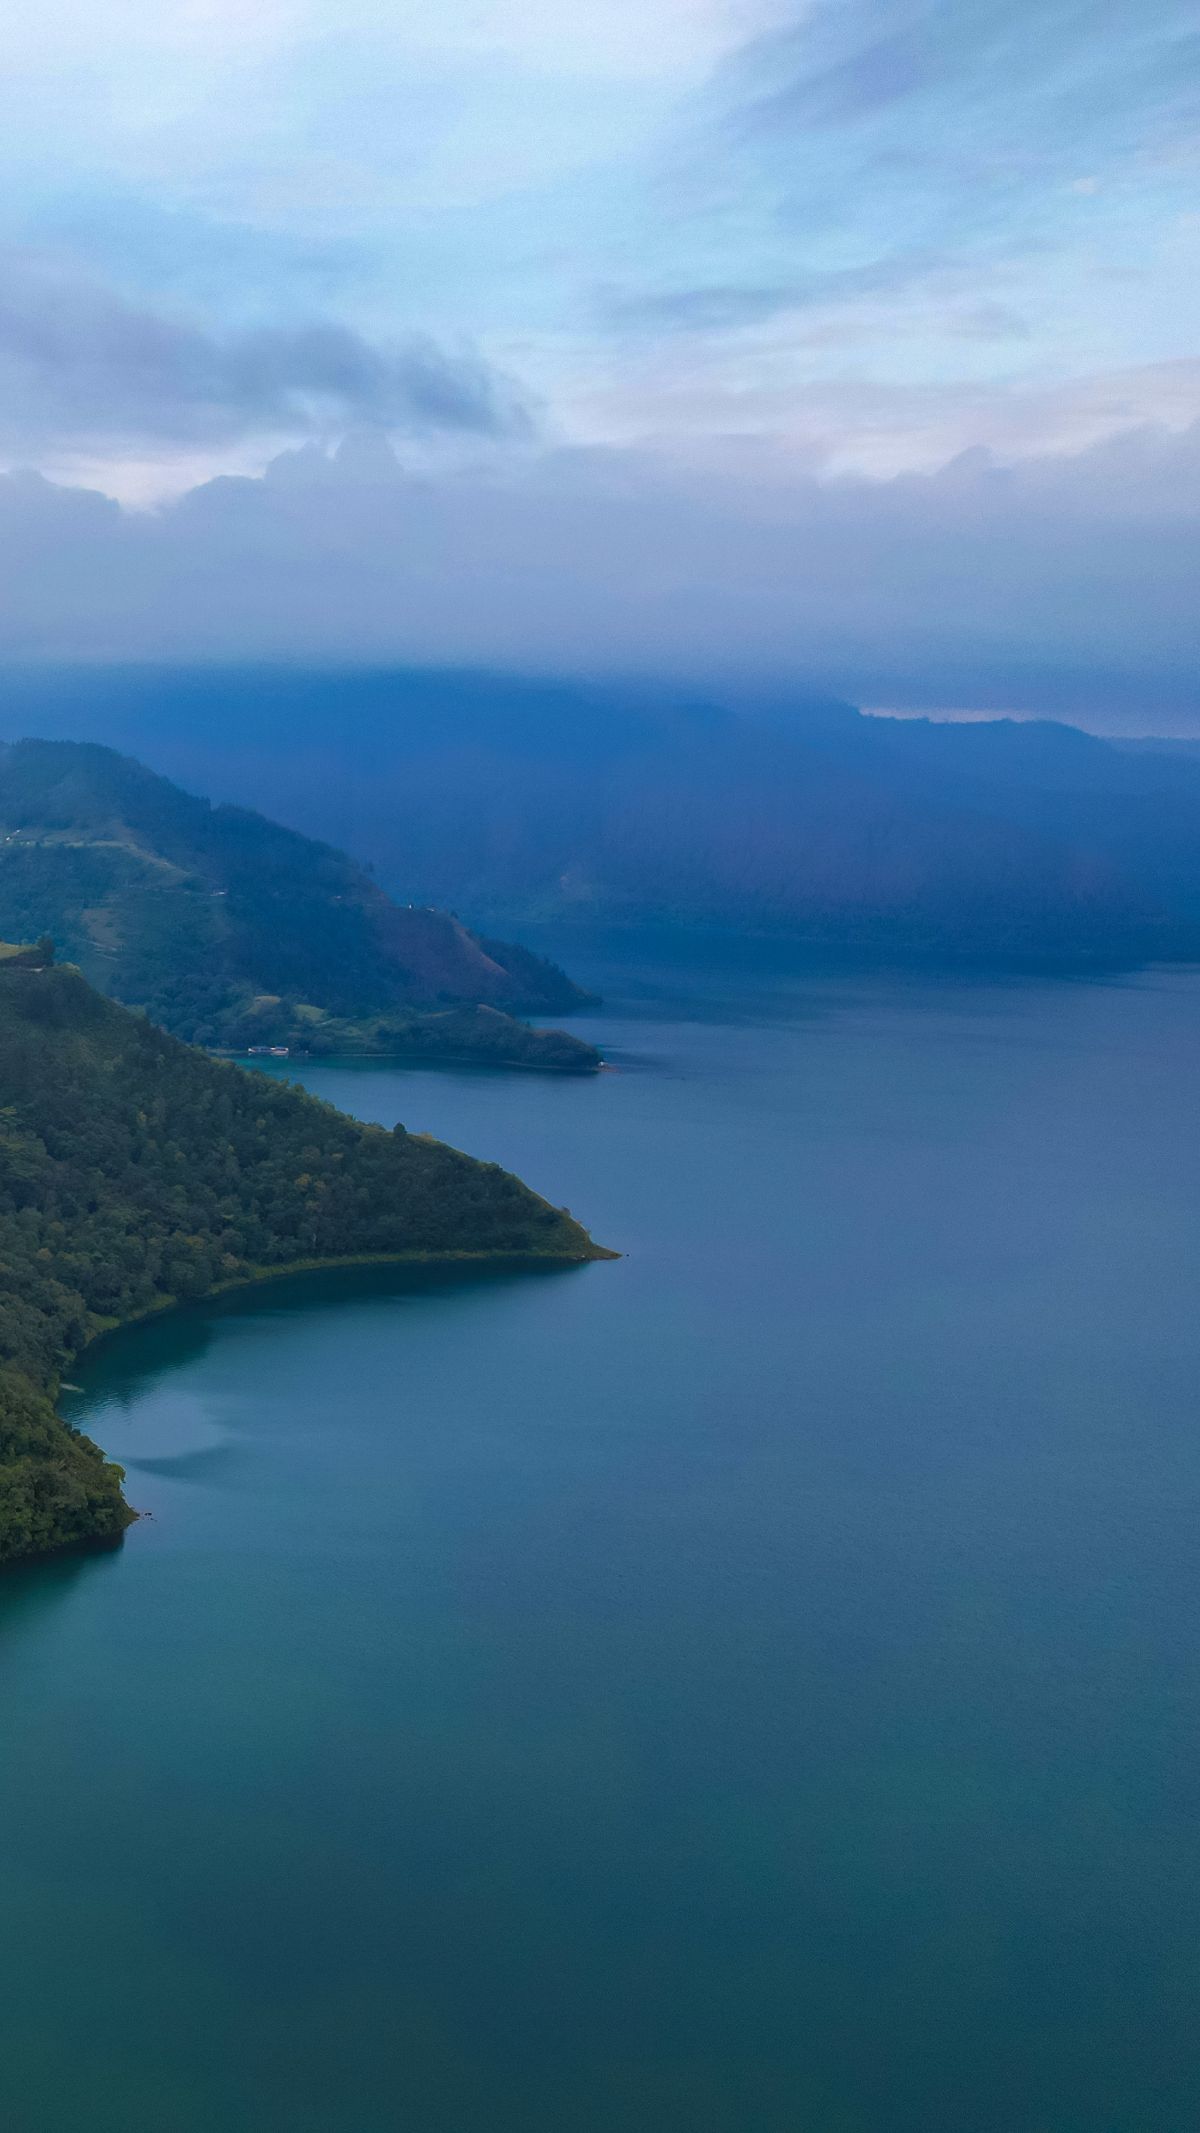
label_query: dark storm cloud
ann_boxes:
[0,254,525,447]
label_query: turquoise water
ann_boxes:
[3,935,1200,2132]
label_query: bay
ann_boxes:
[2,930,1198,2132]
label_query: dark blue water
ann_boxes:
[3,934,1199,2132]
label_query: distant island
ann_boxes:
[0,738,602,1072]
[0,952,610,1568]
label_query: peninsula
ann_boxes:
[0,951,609,1567]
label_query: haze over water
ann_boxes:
[2,931,1198,2132]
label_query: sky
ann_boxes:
[0,0,1197,727]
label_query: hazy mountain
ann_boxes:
[0,738,600,1068]
[3,667,1200,963]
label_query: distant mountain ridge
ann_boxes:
[0,738,600,1069]
[3,668,1200,964]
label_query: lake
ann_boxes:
[2,931,1198,2132]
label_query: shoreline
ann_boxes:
[0,961,617,1577]
[5,1239,619,1575]
[217,1048,603,1075]
[76,1237,618,1360]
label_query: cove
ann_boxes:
[2,929,1199,2133]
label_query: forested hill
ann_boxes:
[0,738,599,1069]
[0,957,605,1567]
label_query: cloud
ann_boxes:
[598,0,1200,370]
[602,251,947,333]
[0,0,1193,511]
[745,17,938,129]
[0,416,1196,728]
[559,347,1200,483]
[0,0,1191,730]
[726,0,1198,146]
[0,253,525,451]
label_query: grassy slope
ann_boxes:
[0,963,609,1567]
[0,739,600,1070]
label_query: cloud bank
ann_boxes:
[0,417,1196,730]
[0,0,1194,725]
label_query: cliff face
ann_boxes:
[0,960,606,1567]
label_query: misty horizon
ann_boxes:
[0,0,1194,728]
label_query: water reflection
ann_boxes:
[0,1533,126,1634]
[62,1259,585,1473]
[3,950,1200,2133]
[518,918,1163,1028]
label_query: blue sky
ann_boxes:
[0,0,1196,721]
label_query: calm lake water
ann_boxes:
[3,932,1199,2133]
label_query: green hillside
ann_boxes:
[0,739,600,1071]
[0,955,607,1567]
